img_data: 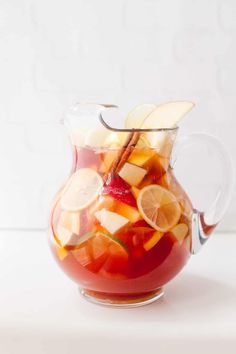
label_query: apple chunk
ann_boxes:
[95,209,129,234]
[59,211,80,235]
[56,211,80,247]
[170,223,189,245]
[145,131,173,158]
[118,162,147,187]
[128,148,155,166]
[115,202,141,223]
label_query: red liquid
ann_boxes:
[50,146,192,297]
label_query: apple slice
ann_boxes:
[115,202,141,223]
[56,211,80,247]
[89,195,115,215]
[103,131,128,148]
[128,148,155,167]
[60,168,103,212]
[145,131,174,158]
[141,101,195,129]
[95,209,129,234]
[143,231,163,251]
[59,211,80,235]
[118,162,147,187]
[56,226,75,247]
[170,223,189,245]
[72,245,92,267]
[125,103,156,129]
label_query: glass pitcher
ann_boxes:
[49,103,234,307]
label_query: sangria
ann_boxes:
[49,102,234,306]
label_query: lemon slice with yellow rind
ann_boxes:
[137,184,181,232]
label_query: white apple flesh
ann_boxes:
[95,209,129,234]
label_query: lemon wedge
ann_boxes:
[61,168,103,211]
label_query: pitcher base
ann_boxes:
[79,288,164,308]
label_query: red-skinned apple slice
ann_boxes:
[103,174,136,207]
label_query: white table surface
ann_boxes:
[0,231,235,354]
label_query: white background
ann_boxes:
[0,0,236,231]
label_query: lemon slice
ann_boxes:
[61,168,103,211]
[141,101,195,129]
[125,104,156,129]
[137,185,181,232]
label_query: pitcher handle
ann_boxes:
[172,133,234,254]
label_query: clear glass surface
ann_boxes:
[48,103,234,306]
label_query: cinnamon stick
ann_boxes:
[104,131,140,182]
[115,132,140,171]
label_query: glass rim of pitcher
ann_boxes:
[99,112,179,133]
[62,102,179,133]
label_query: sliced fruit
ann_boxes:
[90,233,109,260]
[93,232,129,273]
[141,101,195,129]
[131,186,140,199]
[73,232,108,272]
[103,174,136,207]
[55,246,68,261]
[76,231,96,246]
[61,168,103,211]
[137,184,181,232]
[89,195,115,215]
[73,231,129,273]
[99,150,117,174]
[103,131,128,148]
[145,131,173,158]
[128,148,155,167]
[157,171,193,218]
[115,202,141,223]
[184,234,191,251]
[72,245,92,267]
[170,223,188,245]
[95,209,129,234]
[98,232,129,253]
[79,209,93,236]
[56,226,75,247]
[125,103,156,129]
[85,127,110,147]
[158,156,169,172]
[59,211,80,235]
[118,162,147,187]
[143,231,163,251]
[136,135,150,148]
